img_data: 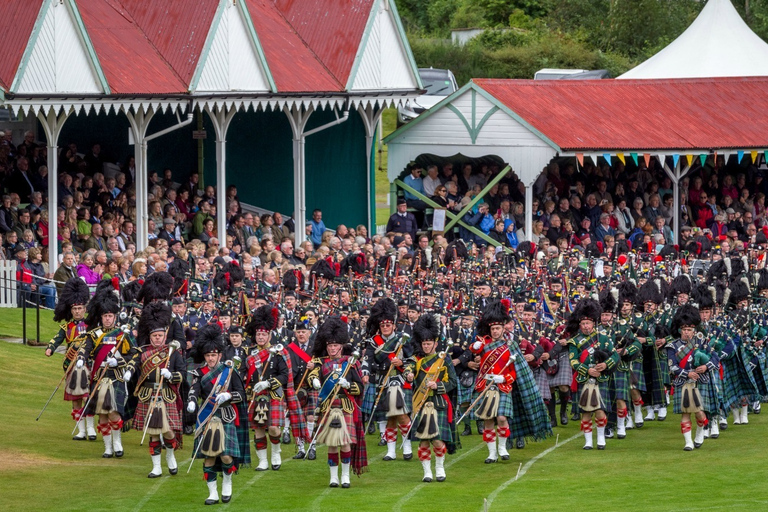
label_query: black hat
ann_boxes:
[86,279,120,329]
[477,299,511,337]
[599,288,619,315]
[755,269,768,291]
[313,316,350,357]
[637,279,664,306]
[724,278,750,306]
[294,312,311,331]
[617,281,637,306]
[407,303,422,313]
[168,259,190,297]
[245,304,278,337]
[692,283,716,310]
[444,240,468,266]
[411,314,439,345]
[137,271,174,305]
[311,258,337,280]
[190,324,224,364]
[219,308,232,317]
[367,297,397,337]
[229,325,244,336]
[53,277,91,322]
[122,279,142,307]
[670,304,701,337]
[171,296,185,305]
[396,197,407,205]
[669,275,692,300]
[213,261,245,296]
[137,301,172,342]
[574,297,602,323]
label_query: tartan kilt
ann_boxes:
[575,379,613,414]
[641,346,666,406]
[86,375,127,416]
[672,379,717,415]
[721,358,759,410]
[412,400,453,444]
[316,399,357,446]
[457,380,474,406]
[361,384,376,416]
[194,414,240,460]
[611,369,632,403]
[133,398,183,432]
[471,388,514,418]
[630,360,647,392]
[373,385,412,421]
[533,367,551,400]
[547,351,572,388]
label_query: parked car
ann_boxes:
[397,68,458,125]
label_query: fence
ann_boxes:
[0,260,18,308]
[0,263,47,345]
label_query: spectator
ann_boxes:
[403,164,427,212]
[309,209,326,248]
[386,198,418,243]
[423,165,441,197]
[53,251,77,296]
[595,213,616,242]
[27,247,56,309]
[76,252,102,285]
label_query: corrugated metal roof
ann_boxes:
[245,0,342,93]
[274,0,372,86]
[115,0,219,85]
[77,0,186,94]
[474,77,768,151]
[0,1,43,90]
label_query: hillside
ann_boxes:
[396,0,768,83]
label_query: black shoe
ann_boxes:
[583,446,592,450]
[694,442,702,449]
[635,421,644,429]
[148,471,162,478]
[383,455,396,461]
[436,476,446,482]
[720,423,728,431]
[516,438,525,450]
[403,453,413,461]
[102,452,113,458]
[422,476,432,483]
[222,496,231,503]
[500,454,510,461]
[271,464,281,471]
[683,446,693,452]
[184,425,194,436]
[378,436,387,446]
[484,457,497,464]
[307,446,316,460]
[460,424,472,436]
[114,451,124,458]
[204,498,219,505]
[367,422,376,435]
[605,428,614,439]
[560,414,569,426]
[282,431,291,444]
[597,444,605,450]
[88,435,97,441]
[169,467,178,476]
[476,420,485,434]
[292,451,306,460]
[617,433,626,440]
[342,483,350,489]
[571,412,581,422]
[547,401,557,428]
[329,482,339,488]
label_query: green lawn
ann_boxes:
[0,307,59,343]
[374,108,398,229]
[3,331,767,511]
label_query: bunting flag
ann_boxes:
[603,153,612,165]
[699,154,707,167]
[751,150,758,163]
[539,287,554,325]
[685,154,693,166]
[576,153,584,166]
[738,150,744,163]
[672,154,680,168]
[617,153,626,165]
[644,153,651,167]
[630,152,639,165]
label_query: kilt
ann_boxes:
[457,380,474,406]
[630,360,647,392]
[641,346,666,406]
[361,383,376,416]
[721,357,759,410]
[64,364,90,401]
[547,351,572,388]
[672,379,717,415]
[373,385,412,421]
[533,367,551,400]
[252,396,285,429]
[471,387,514,418]
[133,398,183,433]
[194,414,240,460]
[611,369,632,402]
[575,379,612,414]
[316,398,357,446]
[86,375,127,416]
[412,399,453,444]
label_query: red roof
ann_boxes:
[275,0,372,86]
[474,77,768,151]
[115,0,219,86]
[77,0,186,94]
[245,0,342,93]
[0,1,42,90]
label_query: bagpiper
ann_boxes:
[567,298,619,450]
[469,299,517,463]
[45,277,94,440]
[244,305,290,471]
[361,297,414,461]
[405,314,457,483]
[187,324,250,505]
[309,316,367,488]
[666,304,720,451]
[124,302,186,477]
[76,280,136,458]
[286,313,319,460]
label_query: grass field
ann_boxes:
[3,313,768,511]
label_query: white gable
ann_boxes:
[349,0,419,91]
[196,1,271,93]
[14,0,102,94]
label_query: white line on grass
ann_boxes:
[392,442,485,512]
[132,457,192,512]
[483,433,579,511]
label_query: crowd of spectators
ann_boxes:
[0,126,765,308]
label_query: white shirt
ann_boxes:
[423,176,441,197]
